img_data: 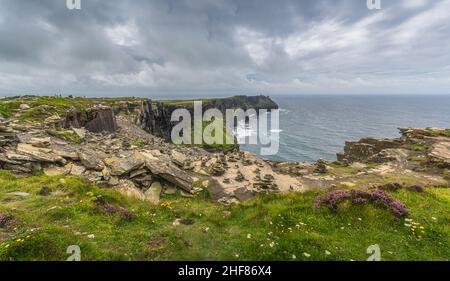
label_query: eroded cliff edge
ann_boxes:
[137,95,278,141]
[0,95,448,207]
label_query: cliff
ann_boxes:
[137,95,279,142]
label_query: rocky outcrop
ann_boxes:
[337,128,450,169]
[337,138,403,163]
[429,142,450,168]
[137,95,279,141]
[64,107,118,133]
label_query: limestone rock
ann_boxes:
[135,151,193,193]
[171,150,187,167]
[233,187,255,201]
[104,155,144,176]
[145,182,162,204]
[19,104,30,110]
[16,143,65,164]
[429,142,450,168]
[163,185,177,195]
[72,128,86,139]
[29,137,51,148]
[43,166,67,176]
[64,108,118,133]
[116,180,146,201]
[78,149,105,171]
[69,163,86,176]
[314,159,328,174]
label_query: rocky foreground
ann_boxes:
[0,95,449,261]
[0,96,449,207]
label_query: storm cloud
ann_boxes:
[0,0,449,96]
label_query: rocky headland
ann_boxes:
[0,95,449,261]
[0,95,448,207]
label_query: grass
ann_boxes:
[410,144,427,152]
[426,128,450,138]
[0,101,21,118]
[47,129,82,143]
[131,139,145,148]
[0,171,448,261]
[180,119,238,152]
[1,96,146,123]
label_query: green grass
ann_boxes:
[180,119,238,152]
[0,171,448,261]
[426,128,450,138]
[0,101,21,118]
[410,144,427,152]
[1,96,146,123]
[47,129,82,143]
[131,139,145,148]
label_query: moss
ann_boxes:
[131,139,145,148]
[410,144,427,152]
[47,129,82,143]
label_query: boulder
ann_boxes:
[145,182,162,204]
[429,142,450,168]
[43,167,67,176]
[314,159,328,174]
[116,180,146,201]
[52,146,79,160]
[5,151,35,162]
[78,149,105,171]
[72,128,86,139]
[19,104,30,110]
[68,163,86,176]
[104,155,144,176]
[29,137,51,148]
[135,151,193,193]
[233,187,255,201]
[171,150,187,167]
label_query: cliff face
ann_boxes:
[137,95,279,141]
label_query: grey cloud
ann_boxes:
[0,0,449,96]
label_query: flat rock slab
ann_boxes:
[429,142,450,166]
[104,155,144,176]
[16,143,65,164]
[135,151,193,193]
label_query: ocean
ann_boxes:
[237,95,450,163]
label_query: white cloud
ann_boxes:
[105,21,140,47]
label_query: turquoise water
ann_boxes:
[238,95,450,162]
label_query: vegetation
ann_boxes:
[0,96,145,123]
[0,171,448,261]
[181,119,238,152]
[410,144,427,152]
[131,139,145,148]
[47,129,82,143]
[0,101,21,118]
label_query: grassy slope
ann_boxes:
[0,171,448,261]
[0,96,145,123]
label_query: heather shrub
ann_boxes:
[93,196,134,221]
[0,213,14,229]
[377,182,424,193]
[315,189,409,218]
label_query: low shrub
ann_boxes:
[315,189,409,218]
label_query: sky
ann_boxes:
[0,0,449,97]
